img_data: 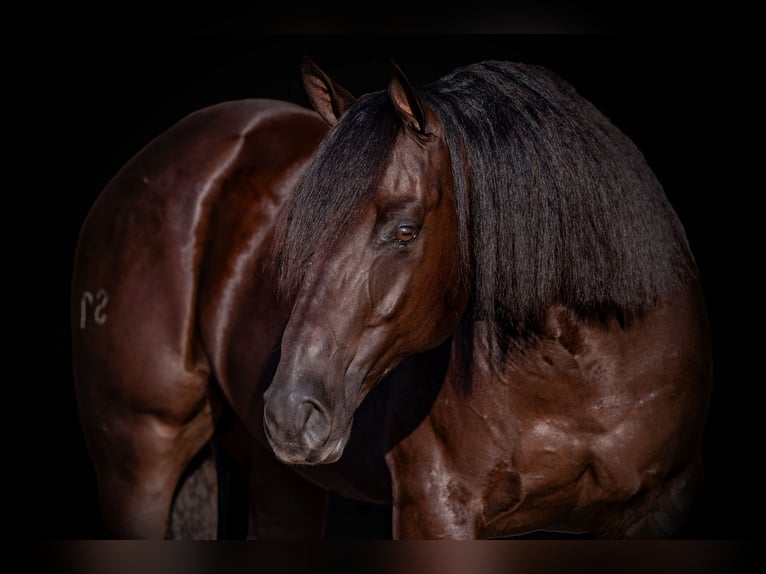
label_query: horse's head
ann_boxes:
[263,59,470,465]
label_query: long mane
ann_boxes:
[274,60,696,328]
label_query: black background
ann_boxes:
[19,32,746,543]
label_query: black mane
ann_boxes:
[274,60,696,327]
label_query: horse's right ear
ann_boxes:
[301,57,356,127]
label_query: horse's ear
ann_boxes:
[301,56,356,127]
[388,61,427,134]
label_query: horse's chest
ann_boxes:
[460,370,655,532]
[511,414,644,502]
[511,382,682,534]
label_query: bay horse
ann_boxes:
[71,98,330,538]
[263,58,713,538]
[71,57,712,540]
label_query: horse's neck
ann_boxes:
[388,309,589,435]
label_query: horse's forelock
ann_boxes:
[272,93,400,296]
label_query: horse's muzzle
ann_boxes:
[263,386,346,465]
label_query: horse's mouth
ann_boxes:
[308,433,349,465]
[264,420,352,466]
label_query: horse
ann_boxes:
[71,97,330,538]
[262,58,713,538]
[71,56,713,540]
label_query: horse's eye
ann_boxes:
[395,225,418,244]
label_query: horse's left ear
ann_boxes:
[389,61,427,134]
[301,56,356,127]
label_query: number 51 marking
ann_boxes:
[80,289,109,330]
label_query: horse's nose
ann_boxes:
[296,397,332,451]
[263,385,332,459]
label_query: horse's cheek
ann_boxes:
[366,255,411,319]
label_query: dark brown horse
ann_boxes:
[71,98,330,538]
[263,58,713,538]
[72,57,712,539]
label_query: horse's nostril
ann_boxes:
[299,399,332,450]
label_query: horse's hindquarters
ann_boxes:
[71,282,217,538]
[70,99,330,538]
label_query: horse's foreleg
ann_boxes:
[387,424,481,539]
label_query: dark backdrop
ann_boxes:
[21,35,743,540]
